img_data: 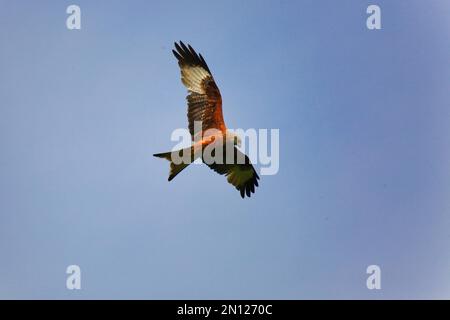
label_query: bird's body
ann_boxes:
[154,41,259,198]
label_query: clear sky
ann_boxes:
[0,0,449,299]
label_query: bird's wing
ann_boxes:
[206,146,259,198]
[172,41,226,139]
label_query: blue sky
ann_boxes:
[0,0,449,299]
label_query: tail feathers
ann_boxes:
[153,151,172,161]
[168,162,189,181]
[153,147,197,181]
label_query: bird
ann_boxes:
[154,41,259,198]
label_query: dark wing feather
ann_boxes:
[206,147,259,198]
[172,41,226,139]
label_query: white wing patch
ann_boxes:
[181,66,210,94]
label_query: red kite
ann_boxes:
[154,42,259,198]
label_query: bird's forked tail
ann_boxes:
[153,146,198,181]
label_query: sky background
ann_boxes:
[0,0,449,299]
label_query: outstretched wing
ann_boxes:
[206,147,260,198]
[172,41,226,138]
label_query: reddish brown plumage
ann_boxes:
[172,41,226,138]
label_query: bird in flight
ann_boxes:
[154,41,259,198]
